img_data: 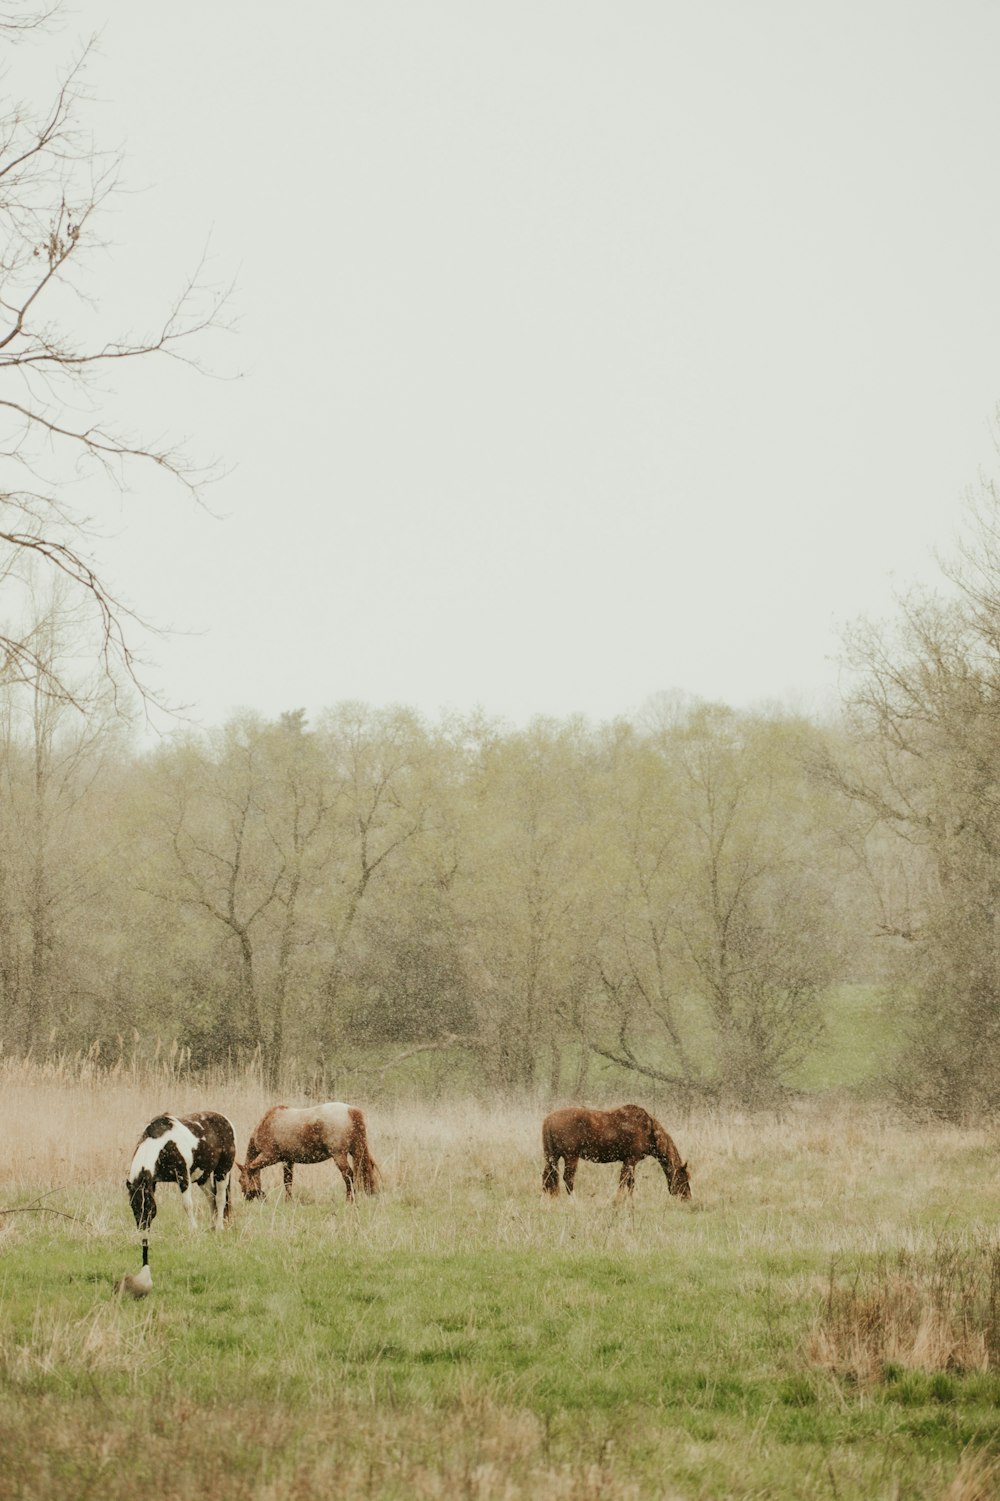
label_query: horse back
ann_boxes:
[128,1113,193,1182]
[543,1107,616,1161]
[263,1102,353,1162]
[180,1111,237,1176]
[609,1103,658,1140]
[543,1104,656,1162]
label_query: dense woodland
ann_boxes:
[5,526,1000,1124]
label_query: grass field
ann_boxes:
[3,1062,1000,1499]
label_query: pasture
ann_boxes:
[2,1064,1000,1499]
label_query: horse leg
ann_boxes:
[542,1153,560,1196]
[614,1161,637,1203]
[178,1171,198,1230]
[197,1174,217,1224]
[196,1168,230,1228]
[212,1169,232,1229]
[333,1149,355,1201]
[283,1162,294,1199]
[563,1156,580,1196]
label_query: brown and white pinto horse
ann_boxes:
[126,1111,236,1231]
[542,1104,691,1201]
[238,1102,380,1202]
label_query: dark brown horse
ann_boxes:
[542,1104,691,1201]
[237,1102,380,1202]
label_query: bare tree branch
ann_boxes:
[349,1034,478,1077]
[0,19,232,710]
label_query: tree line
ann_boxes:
[5,542,1000,1122]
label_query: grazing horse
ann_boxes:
[541,1104,691,1201]
[126,1111,236,1231]
[237,1102,380,1202]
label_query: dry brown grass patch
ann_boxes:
[940,1449,1000,1501]
[808,1242,1000,1383]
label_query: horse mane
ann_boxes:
[650,1115,682,1169]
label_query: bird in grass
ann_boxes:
[117,1237,152,1299]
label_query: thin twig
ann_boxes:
[0,1187,80,1222]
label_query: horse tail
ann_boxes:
[349,1108,381,1194]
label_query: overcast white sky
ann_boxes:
[23,2,1000,731]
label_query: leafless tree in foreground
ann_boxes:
[0,9,230,709]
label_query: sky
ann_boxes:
[14,2,1000,733]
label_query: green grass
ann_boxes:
[790,984,904,1092]
[567,984,903,1105]
[4,1092,1000,1499]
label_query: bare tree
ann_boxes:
[0,577,126,1047]
[818,495,1000,1118]
[448,718,598,1093]
[592,706,838,1108]
[317,704,431,1009]
[0,8,229,706]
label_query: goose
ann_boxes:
[117,1238,152,1299]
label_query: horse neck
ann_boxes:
[652,1124,682,1175]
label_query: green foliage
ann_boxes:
[788,986,901,1091]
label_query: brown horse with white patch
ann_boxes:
[237,1102,380,1202]
[542,1104,691,1201]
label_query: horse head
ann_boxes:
[126,1168,157,1230]
[668,1158,692,1199]
[650,1119,692,1199]
[236,1161,265,1200]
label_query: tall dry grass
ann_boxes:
[808,1242,1000,1381]
[0,1051,995,1251]
[0,1047,268,1198]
